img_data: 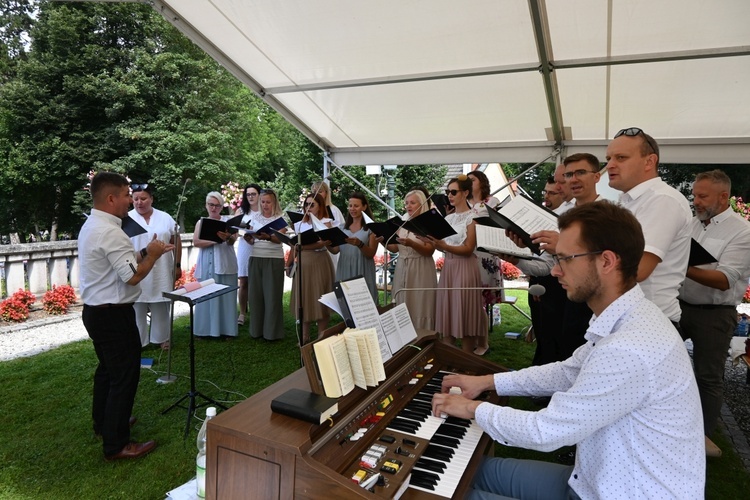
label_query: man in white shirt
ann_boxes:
[678,170,750,452]
[605,127,692,325]
[78,172,173,461]
[553,164,575,214]
[433,201,704,500]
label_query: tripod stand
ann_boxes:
[161,284,237,437]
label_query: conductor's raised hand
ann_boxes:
[146,234,174,257]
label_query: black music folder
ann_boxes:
[273,228,319,246]
[270,388,338,424]
[688,238,718,267]
[198,215,244,243]
[401,208,456,240]
[316,226,349,247]
[121,215,147,238]
[367,216,403,243]
[430,193,452,216]
[474,195,558,255]
[286,210,304,224]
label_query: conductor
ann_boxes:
[78,172,174,461]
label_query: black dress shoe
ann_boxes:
[94,416,137,439]
[104,440,156,462]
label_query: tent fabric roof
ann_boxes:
[152,0,750,165]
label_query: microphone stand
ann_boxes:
[157,178,190,385]
[487,149,560,200]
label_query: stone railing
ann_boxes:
[0,234,198,299]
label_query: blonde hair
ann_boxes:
[206,191,225,206]
[311,181,332,206]
[404,189,428,216]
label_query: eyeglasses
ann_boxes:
[131,183,149,191]
[542,190,561,196]
[562,169,599,180]
[304,202,315,207]
[206,203,222,209]
[246,192,258,197]
[445,189,461,196]
[552,250,603,267]
[614,127,659,156]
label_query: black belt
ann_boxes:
[679,300,736,311]
[85,303,134,309]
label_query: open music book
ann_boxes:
[474,195,557,255]
[318,277,418,361]
[401,208,456,240]
[475,224,536,260]
[233,216,288,237]
[169,279,228,301]
[313,327,386,399]
[198,214,244,243]
[366,216,404,243]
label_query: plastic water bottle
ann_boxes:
[196,406,217,498]
[736,315,749,337]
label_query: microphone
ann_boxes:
[528,284,546,297]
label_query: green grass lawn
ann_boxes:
[0,291,747,498]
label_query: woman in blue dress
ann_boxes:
[192,191,239,338]
[331,192,378,303]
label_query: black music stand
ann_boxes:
[161,283,238,437]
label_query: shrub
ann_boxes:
[0,289,36,322]
[501,261,522,280]
[174,264,197,289]
[42,285,77,315]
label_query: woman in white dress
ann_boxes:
[129,183,182,349]
[235,183,261,326]
[192,192,239,338]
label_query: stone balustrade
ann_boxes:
[0,234,198,299]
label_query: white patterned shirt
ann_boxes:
[474,285,704,499]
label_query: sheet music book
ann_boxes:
[366,216,403,243]
[312,327,386,398]
[475,224,536,260]
[689,238,718,266]
[479,194,558,255]
[270,388,338,424]
[121,215,148,238]
[401,208,456,240]
[168,279,228,301]
[198,215,244,243]
[319,277,418,361]
[316,226,349,247]
[238,216,288,236]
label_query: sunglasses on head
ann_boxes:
[260,189,275,195]
[131,183,149,191]
[614,127,658,156]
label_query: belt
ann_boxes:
[679,300,736,311]
[85,303,134,309]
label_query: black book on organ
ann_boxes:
[270,388,339,424]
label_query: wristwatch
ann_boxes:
[140,248,148,259]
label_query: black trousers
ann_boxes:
[82,304,141,456]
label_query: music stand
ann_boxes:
[161,283,238,437]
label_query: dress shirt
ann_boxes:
[474,285,704,499]
[250,212,284,259]
[78,209,141,305]
[679,208,750,305]
[619,177,691,322]
[129,208,176,303]
[556,199,575,215]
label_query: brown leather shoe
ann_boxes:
[104,440,156,462]
[95,416,137,439]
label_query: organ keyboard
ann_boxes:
[205,329,508,499]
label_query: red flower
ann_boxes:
[501,261,522,280]
[174,264,197,289]
[435,256,445,271]
[42,285,77,315]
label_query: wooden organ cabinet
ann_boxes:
[205,327,508,499]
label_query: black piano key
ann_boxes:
[405,402,431,414]
[445,416,472,428]
[430,435,460,449]
[422,444,454,461]
[436,423,467,439]
[412,469,441,483]
[415,457,446,473]
[399,409,427,422]
[410,477,436,490]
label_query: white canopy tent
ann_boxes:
[146,0,750,166]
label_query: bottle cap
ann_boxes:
[206,407,217,417]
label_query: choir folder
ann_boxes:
[270,388,339,424]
